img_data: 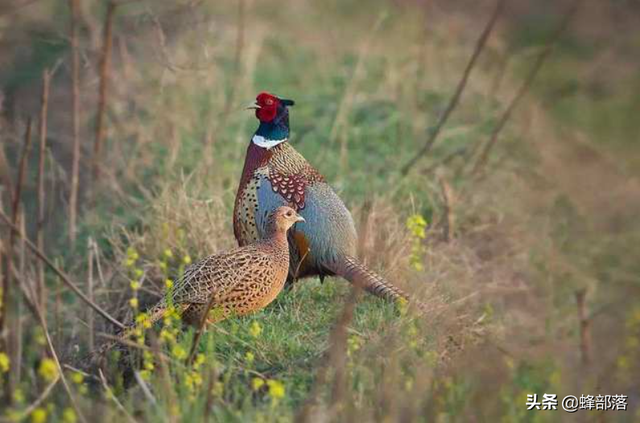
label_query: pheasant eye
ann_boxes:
[265,98,274,106]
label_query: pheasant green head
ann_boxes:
[247,92,295,149]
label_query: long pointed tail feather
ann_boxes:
[82,300,169,370]
[327,255,411,303]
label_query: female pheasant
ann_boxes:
[92,206,303,361]
[233,92,409,302]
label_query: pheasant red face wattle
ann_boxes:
[253,92,295,123]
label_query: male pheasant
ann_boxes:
[233,92,409,302]
[92,206,303,362]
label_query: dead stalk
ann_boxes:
[68,0,81,246]
[87,239,95,350]
[28,283,88,423]
[438,175,455,242]
[575,289,591,365]
[400,0,506,176]
[37,69,50,316]
[93,1,117,181]
[98,369,140,423]
[471,0,584,175]
[12,374,60,421]
[2,118,32,397]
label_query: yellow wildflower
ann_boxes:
[134,269,143,278]
[13,388,25,404]
[164,249,173,259]
[159,261,168,271]
[129,297,139,309]
[249,321,262,338]
[193,353,206,369]
[62,408,77,423]
[245,351,255,364]
[172,345,187,361]
[139,370,151,381]
[126,247,139,260]
[136,313,152,329]
[165,279,174,289]
[0,352,9,373]
[70,372,84,385]
[267,379,285,400]
[185,371,203,391]
[183,255,192,265]
[160,329,175,343]
[212,381,224,397]
[406,214,428,239]
[252,377,265,391]
[38,358,58,382]
[31,408,47,423]
[33,327,46,346]
[130,280,140,291]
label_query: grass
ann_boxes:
[0,0,639,421]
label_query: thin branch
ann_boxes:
[0,209,125,330]
[93,1,117,181]
[400,0,506,176]
[10,374,60,421]
[25,283,88,423]
[68,0,81,246]
[575,289,591,366]
[187,293,218,364]
[37,69,50,315]
[437,175,455,242]
[471,0,584,175]
[2,119,32,398]
[11,118,32,229]
[1,119,32,331]
[134,371,158,406]
[98,369,139,423]
[87,239,95,350]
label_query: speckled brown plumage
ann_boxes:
[90,206,303,365]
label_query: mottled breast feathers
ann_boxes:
[234,142,324,244]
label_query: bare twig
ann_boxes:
[11,119,32,229]
[134,371,158,406]
[437,175,455,242]
[187,296,217,364]
[93,1,117,181]
[98,369,139,423]
[87,239,95,350]
[0,209,125,329]
[68,0,81,246]
[471,0,584,175]
[400,0,506,176]
[29,284,88,423]
[10,374,60,421]
[37,69,50,315]
[575,289,591,366]
[2,119,32,397]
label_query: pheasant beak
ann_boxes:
[246,101,261,110]
[296,215,305,223]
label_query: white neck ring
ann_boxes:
[252,135,287,150]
